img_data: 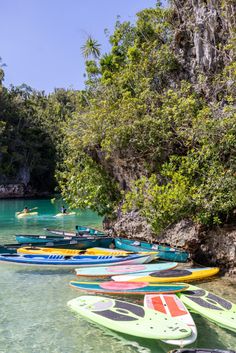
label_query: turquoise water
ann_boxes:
[0,198,236,353]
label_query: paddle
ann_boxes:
[16,207,38,215]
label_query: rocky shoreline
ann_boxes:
[110,211,236,279]
[1,185,235,279]
[0,183,51,199]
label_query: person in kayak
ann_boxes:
[61,205,67,214]
[23,206,29,213]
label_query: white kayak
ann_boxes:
[54,212,76,217]
[16,212,38,219]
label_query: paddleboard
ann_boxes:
[169,350,236,353]
[16,212,38,219]
[75,262,178,277]
[144,294,197,346]
[112,268,220,283]
[55,212,76,217]
[67,296,191,340]
[178,285,236,333]
[69,280,189,295]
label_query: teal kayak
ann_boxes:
[114,238,189,262]
[75,225,105,236]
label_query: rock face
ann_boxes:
[0,184,25,198]
[111,212,236,278]
[0,183,50,198]
[172,0,235,75]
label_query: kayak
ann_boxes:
[75,225,105,236]
[178,285,236,333]
[17,246,157,259]
[75,262,178,277]
[112,268,220,283]
[114,238,189,262]
[15,234,114,248]
[44,228,77,237]
[144,294,197,346]
[0,253,153,267]
[54,212,76,217]
[16,212,38,219]
[1,239,115,254]
[68,296,192,340]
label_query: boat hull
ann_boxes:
[115,238,189,262]
[16,212,38,219]
[0,253,152,267]
[15,234,114,249]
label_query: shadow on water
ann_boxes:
[82,313,235,352]
[82,320,167,353]
[189,313,235,349]
[14,267,75,276]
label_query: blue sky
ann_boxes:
[0,0,167,93]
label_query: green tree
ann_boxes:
[81,36,101,59]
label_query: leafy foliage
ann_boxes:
[1,2,236,232]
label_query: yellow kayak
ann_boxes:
[17,246,158,257]
[16,212,38,219]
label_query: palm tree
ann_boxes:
[81,36,101,59]
[0,57,6,84]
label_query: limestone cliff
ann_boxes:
[110,0,236,277]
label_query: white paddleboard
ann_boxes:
[144,294,197,346]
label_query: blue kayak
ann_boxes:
[0,253,152,267]
[114,238,189,262]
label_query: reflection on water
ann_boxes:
[0,199,236,352]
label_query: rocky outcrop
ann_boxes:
[172,0,235,76]
[111,212,236,279]
[0,184,25,198]
[171,0,236,101]
[0,183,50,198]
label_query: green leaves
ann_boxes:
[57,152,121,215]
[81,36,101,59]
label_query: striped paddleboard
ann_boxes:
[69,280,189,295]
[144,294,197,346]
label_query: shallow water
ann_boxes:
[0,199,236,353]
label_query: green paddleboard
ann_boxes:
[178,285,236,333]
[68,295,192,340]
